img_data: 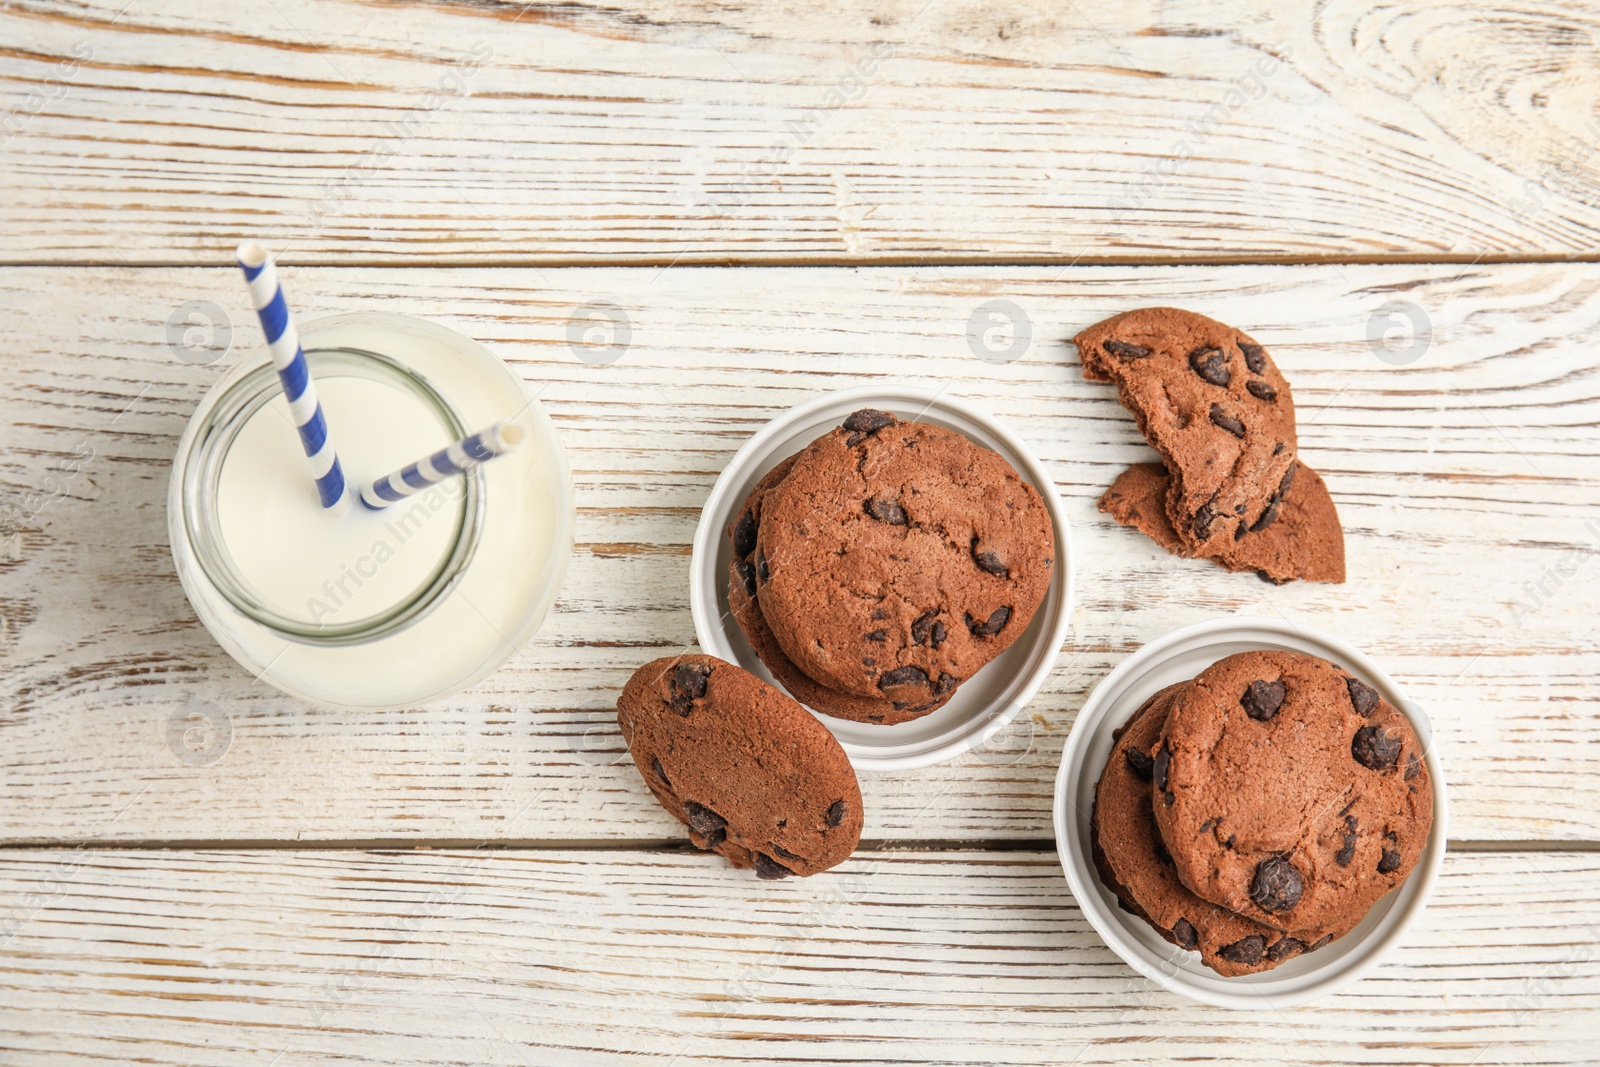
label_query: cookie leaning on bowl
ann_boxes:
[727,456,949,725]
[753,409,1055,711]
[617,654,863,879]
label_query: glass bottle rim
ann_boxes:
[177,346,485,645]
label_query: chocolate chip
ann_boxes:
[1234,521,1248,541]
[1192,500,1219,540]
[842,409,895,436]
[1199,817,1220,834]
[756,552,769,582]
[865,630,887,643]
[1248,499,1280,533]
[668,662,712,715]
[683,801,727,837]
[702,827,726,849]
[1219,935,1266,965]
[933,672,958,696]
[1172,918,1198,950]
[1378,849,1402,874]
[1188,346,1231,386]
[879,665,929,690]
[1267,937,1306,963]
[1241,679,1286,722]
[826,799,846,827]
[865,497,908,525]
[1238,340,1266,374]
[1103,339,1152,360]
[911,611,940,646]
[1335,832,1356,867]
[862,657,875,667]
[1352,725,1402,772]
[770,843,803,863]
[735,558,757,597]
[930,621,947,647]
[1346,677,1380,717]
[1153,744,1173,805]
[1246,379,1277,402]
[971,541,1009,577]
[753,853,793,880]
[1404,753,1422,781]
[1250,855,1303,912]
[1209,404,1246,439]
[1278,463,1297,497]
[1124,746,1154,782]
[651,757,670,788]
[966,606,1012,638]
[1307,934,1334,952]
[732,513,757,558]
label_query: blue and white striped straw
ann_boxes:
[236,241,347,510]
[358,420,525,511]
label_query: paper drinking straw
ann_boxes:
[358,420,525,511]
[236,241,348,510]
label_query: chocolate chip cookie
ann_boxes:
[617,654,863,878]
[1152,650,1433,933]
[1099,461,1345,584]
[728,457,945,725]
[1076,308,1297,557]
[754,410,1054,705]
[1093,683,1350,975]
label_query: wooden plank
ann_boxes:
[0,264,1597,845]
[0,847,1596,1064]
[2,0,1599,263]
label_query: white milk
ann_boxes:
[171,312,574,710]
[215,375,464,628]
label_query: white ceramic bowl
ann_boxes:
[690,386,1075,771]
[1053,616,1448,1008]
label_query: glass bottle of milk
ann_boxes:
[170,312,573,710]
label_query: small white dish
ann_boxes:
[690,386,1075,771]
[1053,616,1448,1008]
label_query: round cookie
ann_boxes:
[727,457,946,725]
[1093,682,1352,977]
[1152,650,1433,933]
[754,409,1054,705]
[1076,308,1297,558]
[617,654,864,878]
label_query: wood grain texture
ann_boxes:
[0,848,1597,1065]
[1,263,1595,846]
[1,0,1599,263]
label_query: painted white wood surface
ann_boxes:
[1,0,1599,263]
[0,848,1596,1065]
[1,263,1594,846]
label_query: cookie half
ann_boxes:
[1093,683,1350,976]
[755,409,1054,706]
[1152,650,1433,933]
[1099,461,1345,584]
[617,654,864,878]
[727,457,943,725]
[1076,308,1297,557]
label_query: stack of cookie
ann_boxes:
[1092,649,1434,976]
[726,409,1056,723]
[1075,308,1345,584]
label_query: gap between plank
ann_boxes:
[0,838,1594,853]
[3,253,1600,271]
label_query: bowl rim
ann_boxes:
[689,384,1075,771]
[1051,615,1449,1008]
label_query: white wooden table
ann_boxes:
[2,2,1598,1063]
